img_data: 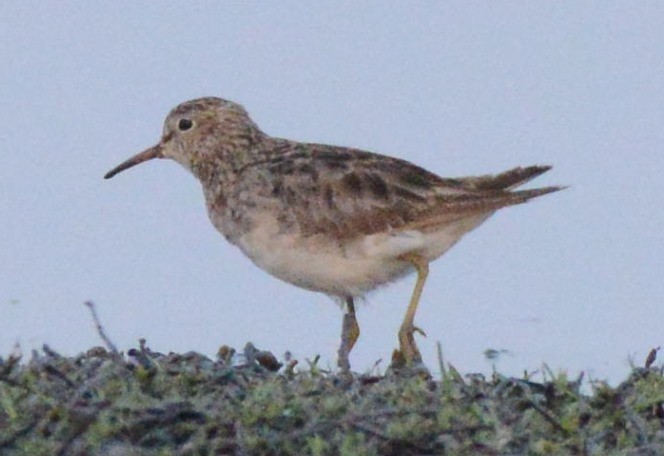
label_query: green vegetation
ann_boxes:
[1,342,663,455]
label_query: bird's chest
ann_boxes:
[205,196,246,244]
[204,180,281,243]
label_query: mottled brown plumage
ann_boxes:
[105,97,562,371]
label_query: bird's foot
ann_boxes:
[390,321,426,372]
[390,349,430,378]
[399,322,424,363]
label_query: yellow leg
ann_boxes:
[338,297,360,372]
[395,254,429,366]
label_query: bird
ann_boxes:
[104,97,562,372]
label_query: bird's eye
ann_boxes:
[178,118,193,131]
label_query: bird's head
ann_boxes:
[104,97,264,180]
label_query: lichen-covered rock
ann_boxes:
[1,343,664,455]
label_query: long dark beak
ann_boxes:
[104,144,163,179]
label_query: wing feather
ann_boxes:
[236,142,560,240]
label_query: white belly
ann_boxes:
[231,212,493,297]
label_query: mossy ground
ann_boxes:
[1,342,663,455]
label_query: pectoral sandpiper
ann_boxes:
[105,97,561,371]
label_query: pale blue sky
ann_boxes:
[2,3,663,383]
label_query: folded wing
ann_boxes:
[238,143,562,240]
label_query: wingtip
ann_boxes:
[479,164,556,191]
[522,164,554,177]
[523,185,567,199]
